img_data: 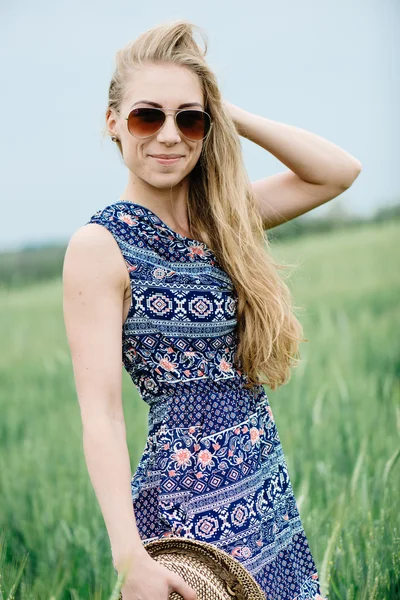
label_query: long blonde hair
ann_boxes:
[104,20,305,391]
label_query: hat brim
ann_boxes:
[143,536,266,600]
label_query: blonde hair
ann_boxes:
[104,20,305,391]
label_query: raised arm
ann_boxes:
[62,223,146,572]
[224,101,362,230]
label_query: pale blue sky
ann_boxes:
[1,0,399,251]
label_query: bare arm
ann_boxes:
[224,101,362,229]
[62,223,146,572]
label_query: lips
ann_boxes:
[150,155,183,166]
[150,154,184,159]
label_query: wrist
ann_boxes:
[112,544,148,572]
[224,101,251,137]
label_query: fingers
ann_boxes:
[171,573,198,600]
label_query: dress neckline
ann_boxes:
[116,199,209,247]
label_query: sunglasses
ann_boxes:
[118,107,213,141]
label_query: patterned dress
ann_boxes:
[86,200,326,600]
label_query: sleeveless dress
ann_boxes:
[86,200,326,600]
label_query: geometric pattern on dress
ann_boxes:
[86,200,327,600]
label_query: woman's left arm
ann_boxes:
[225,101,362,229]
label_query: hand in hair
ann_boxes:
[222,99,249,138]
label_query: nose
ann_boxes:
[156,113,182,144]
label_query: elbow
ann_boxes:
[341,161,363,190]
[325,161,363,192]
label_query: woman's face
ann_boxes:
[109,63,205,189]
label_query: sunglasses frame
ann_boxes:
[116,107,213,142]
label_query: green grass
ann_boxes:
[0,219,399,599]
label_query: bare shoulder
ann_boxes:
[63,223,127,293]
[62,223,127,421]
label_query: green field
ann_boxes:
[0,220,399,599]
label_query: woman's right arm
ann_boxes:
[62,223,197,599]
[62,223,146,571]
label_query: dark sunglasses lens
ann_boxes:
[177,110,211,140]
[127,108,165,137]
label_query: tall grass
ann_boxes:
[0,219,398,599]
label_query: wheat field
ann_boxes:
[0,220,399,599]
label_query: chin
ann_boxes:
[145,171,189,189]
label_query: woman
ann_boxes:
[63,20,361,600]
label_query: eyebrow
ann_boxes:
[130,100,204,110]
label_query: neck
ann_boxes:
[120,172,193,237]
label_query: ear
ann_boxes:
[106,108,119,139]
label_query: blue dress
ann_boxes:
[86,200,326,600]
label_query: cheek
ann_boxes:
[122,143,146,172]
[187,145,203,169]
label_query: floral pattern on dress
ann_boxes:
[87,200,327,600]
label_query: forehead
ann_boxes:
[123,63,204,109]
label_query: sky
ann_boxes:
[1,0,399,251]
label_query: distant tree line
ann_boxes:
[0,201,399,289]
[268,200,400,242]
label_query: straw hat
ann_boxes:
[117,537,266,599]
